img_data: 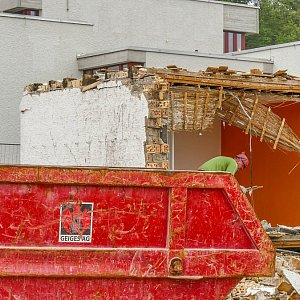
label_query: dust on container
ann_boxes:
[0,166,274,300]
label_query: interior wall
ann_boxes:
[221,104,300,226]
[174,120,221,170]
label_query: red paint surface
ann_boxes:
[185,189,255,249]
[0,166,274,299]
[221,104,300,226]
[0,277,239,300]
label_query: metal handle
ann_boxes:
[169,257,183,276]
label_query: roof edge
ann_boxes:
[77,46,273,64]
[0,12,94,26]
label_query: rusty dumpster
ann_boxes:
[0,166,274,299]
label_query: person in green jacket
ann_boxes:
[198,153,249,175]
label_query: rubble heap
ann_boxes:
[226,250,300,300]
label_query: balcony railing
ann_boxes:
[0,143,20,165]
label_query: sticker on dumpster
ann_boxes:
[59,202,94,243]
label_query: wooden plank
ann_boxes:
[81,80,101,92]
[218,66,228,72]
[193,92,200,130]
[151,71,300,93]
[171,92,175,130]
[218,86,223,109]
[206,66,219,73]
[250,69,262,75]
[260,107,271,142]
[273,118,285,149]
[271,235,300,248]
[201,89,210,131]
[245,93,259,134]
[273,69,288,77]
[184,92,188,130]
[166,64,178,69]
[228,93,245,126]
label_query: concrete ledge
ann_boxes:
[77,46,273,71]
[229,41,300,55]
[0,13,93,26]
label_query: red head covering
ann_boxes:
[235,153,249,168]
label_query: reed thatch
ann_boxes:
[141,66,300,153]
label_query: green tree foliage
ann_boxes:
[220,0,300,49]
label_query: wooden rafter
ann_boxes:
[245,93,259,134]
[218,86,223,109]
[201,89,210,131]
[145,68,300,94]
[193,92,200,130]
[260,107,271,142]
[273,118,285,150]
[171,91,175,130]
[184,92,188,130]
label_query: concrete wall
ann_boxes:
[43,0,225,54]
[0,14,94,145]
[41,0,258,53]
[145,50,273,73]
[230,42,300,76]
[20,83,148,167]
[223,4,259,34]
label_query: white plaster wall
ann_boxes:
[0,15,95,144]
[230,43,300,76]
[20,83,148,167]
[42,0,224,54]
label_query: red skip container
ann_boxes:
[0,166,274,299]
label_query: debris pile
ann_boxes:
[261,221,300,250]
[226,250,300,300]
[262,221,300,238]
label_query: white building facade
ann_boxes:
[229,41,300,76]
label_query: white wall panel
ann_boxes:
[20,83,148,167]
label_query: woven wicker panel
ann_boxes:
[168,86,220,132]
[217,91,300,153]
[167,86,300,153]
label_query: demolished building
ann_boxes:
[21,66,300,168]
